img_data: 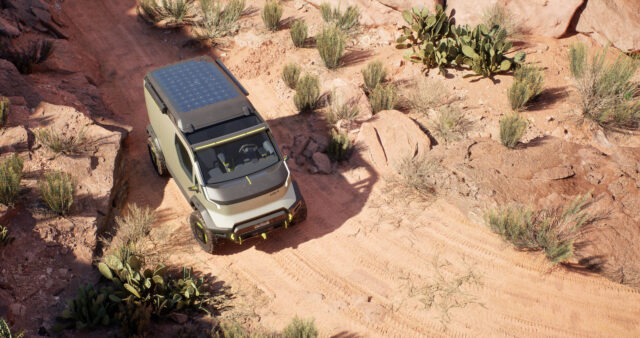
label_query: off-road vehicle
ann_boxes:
[144,56,307,252]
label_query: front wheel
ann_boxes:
[189,211,216,253]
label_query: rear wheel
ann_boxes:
[189,211,215,253]
[147,137,167,176]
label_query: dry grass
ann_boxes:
[137,0,197,26]
[404,76,454,114]
[319,2,360,34]
[430,105,473,144]
[361,60,387,93]
[0,97,9,127]
[327,129,353,162]
[499,113,528,148]
[282,62,301,89]
[102,203,157,259]
[485,193,598,263]
[0,154,23,206]
[325,91,359,127]
[293,74,320,112]
[316,24,346,69]
[282,316,318,338]
[262,0,282,31]
[40,171,75,215]
[192,0,246,43]
[395,154,438,195]
[290,19,308,48]
[481,2,521,38]
[34,127,87,155]
[369,83,397,114]
[0,225,14,248]
[508,64,544,111]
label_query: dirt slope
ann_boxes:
[59,1,640,336]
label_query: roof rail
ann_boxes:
[216,59,249,96]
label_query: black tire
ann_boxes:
[190,211,216,253]
[292,199,307,225]
[147,137,167,176]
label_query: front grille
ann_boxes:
[233,210,287,238]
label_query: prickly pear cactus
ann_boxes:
[53,284,117,332]
[458,24,526,77]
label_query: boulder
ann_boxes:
[357,110,431,172]
[312,152,332,174]
[0,16,20,37]
[0,126,29,153]
[0,60,42,107]
[576,0,640,53]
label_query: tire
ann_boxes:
[189,211,216,253]
[147,137,167,176]
[292,199,307,225]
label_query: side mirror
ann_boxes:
[188,185,200,193]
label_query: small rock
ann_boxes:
[170,312,188,324]
[308,165,319,174]
[303,139,319,158]
[312,152,332,174]
[533,166,575,180]
[0,17,20,38]
[292,135,309,156]
[546,116,554,121]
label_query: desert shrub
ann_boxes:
[481,2,520,38]
[0,225,14,248]
[211,320,249,338]
[293,74,320,112]
[508,64,544,111]
[282,316,318,338]
[430,105,473,143]
[485,193,596,263]
[319,2,360,34]
[499,113,528,148]
[0,39,54,74]
[369,83,397,114]
[53,285,118,331]
[316,24,346,69]
[290,19,308,48]
[327,129,353,162]
[193,0,246,42]
[569,43,640,129]
[282,62,301,89]
[137,0,196,25]
[0,317,23,338]
[0,154,23,206]
[404,77,452,114]
[34,127,87,154]
[0,97,8,127]
[40,171,75,215]
[395,154,437,195]
[262,0,282,31]
[361,60,387,93]
[325,92,359,127]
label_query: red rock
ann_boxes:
[576,0,640,52]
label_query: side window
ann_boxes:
[175,135,193,178]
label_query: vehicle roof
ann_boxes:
[145,56,258,133]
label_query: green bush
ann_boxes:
[569,43,640,130]
[293,74,320,112]
[0,317,23,338]
[319,2,360,33]
[193,0,245,43]
[395,154,437,194]
[262,0,282,31]
[137,0,196,25]
[508,64,544,111]
[0,225,14,248]
[0,154,23,206]
[485,193,595,263]
[481,3,520,38]
[0,39,54,74]
[0,97,9,127]
[499,113,528,148]
[40,171,75,215]
[327,129,353,162]
[282,316,318,338]
[282,62,301,89]
[290,19,308,48]
[361,60,387,93]
[316,24,346,69]
[34,127,87,154]
[431,105,473,144]
[369,84,397,114]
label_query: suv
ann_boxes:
[144,56,306,253]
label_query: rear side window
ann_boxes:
[175,135,193,178]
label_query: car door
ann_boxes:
[173,134,196,199]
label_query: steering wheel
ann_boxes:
[238,144,258,154]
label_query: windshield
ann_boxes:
[194,131,279,184]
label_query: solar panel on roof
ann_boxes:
[151,60,239,113]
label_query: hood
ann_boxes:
[204,161,288,205]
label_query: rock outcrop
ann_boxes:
[575,0,640,53]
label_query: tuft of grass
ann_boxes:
[325,91,359,127]
[0,225,14,248]
[319,2,360,34]
[282,316,318,338]
[361,60,387,93]
[0,317,24,338]
[0,97,9,127]
[192,0,246,43]
[293,74,320,112]
[290,19,308,48]
[40,171,75,215]
[0,154,23,206]
[327,129,353,162]
[316,24,346,70]
[569,43,640,130]
[137,0,197,25]
[499,113,528,148]
[405,76,453,114]
[369,83,397,114]
[395,154,438,195]
[0,40,54,74]
[211,320,249,338]
[282,62,301,89]
[481,2,520,38]
[485,193,596,263]
[262,0,282,31]
[430,105,473,144]
[102,203,157,260]
[34,127,87,155]
[508,64,544,111]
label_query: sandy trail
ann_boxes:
[60,1,640,336]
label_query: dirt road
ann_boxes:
[60,1,640,336]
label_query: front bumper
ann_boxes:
[207,180,306,244]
